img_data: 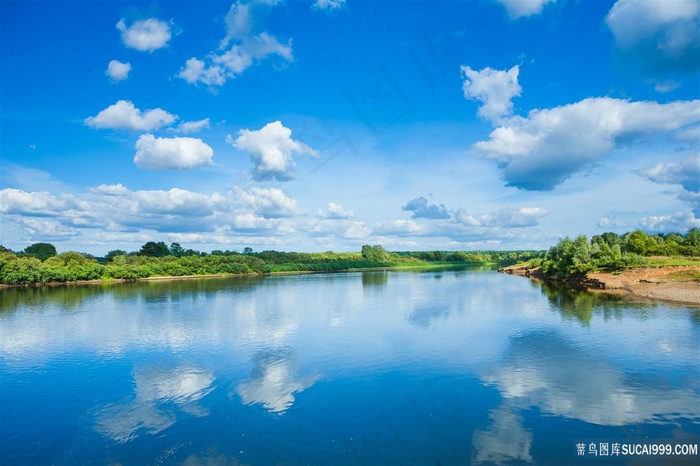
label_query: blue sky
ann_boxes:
[1,0,699,255]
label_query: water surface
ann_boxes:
[1,269,698,465]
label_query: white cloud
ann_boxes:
[402,196,451,219]
[179,1,292,88]
[639,211,700,232]
[637,156,700,192]
[135,188,218,216]
[373,220,426,236]
[173,118,211,134]
[106,60,131,81]
[0,188,83,216]
[317,202,354,219]
[454,207,549,228]
[15,218,79,240]
[605,0,700,74]
[462,65,522,124]
[654,80,680,93]
[229,121,318,181]
[494,0,556,19]
[91,183,130,196]
[312,0,346,11]
[116,18,171,52]
[178,58,227,87]
[637,156,700,215]
[134,134,214,170]
[472,97,700,190]
[235,186,297,218]
[85,100,177,131]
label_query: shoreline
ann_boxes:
[0,262,480,289]
[499,264,700,307]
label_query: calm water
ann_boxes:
[1,269,699,465]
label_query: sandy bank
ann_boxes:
[588,266,700,307]
[499,264,700,307]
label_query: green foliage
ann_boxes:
[540,228,700,279]
[23,242,57,261]
[139,241,170,257]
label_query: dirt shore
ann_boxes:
[587,266,700,307]
[499,264,700,307]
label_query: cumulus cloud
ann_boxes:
[235,186,297,218]
[85,100,177,131]
[229,121,318,181]
[318,202,354,219]
[637,156,700,215]
[172,118,211,134]
[402,197,451,219]
[462,65,522,124]
[494,0,556,19]
[106,60,131,81]
[471,97,700,190]
[639,211,699,232]
[312,0,346,11]
[0,189,84,216]
[178,58,227,87]
[637,156,700,192]
[454,207,549,228]
[373,220,426,236]
[135,188,219,216]
[134,134,214,170]
[178,1,292,88]
[605,0,700,75]
[116,18,171,52]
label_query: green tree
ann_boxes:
[105,250,127,262]
[169,242,185,257]
[24,243,57,261]
[139,241,170,257]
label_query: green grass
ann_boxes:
[645,256,700,267]
[667,270,700,282]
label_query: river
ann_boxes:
[1,269,698,465]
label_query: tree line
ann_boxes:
[540,228,700,279]
[0,241,538,285]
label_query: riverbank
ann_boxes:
[0,262,479,289]
[499,264,700,307]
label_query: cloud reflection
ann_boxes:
[235,350,319,414]
[481,331,700,426]
[472,403,533,464]
[95,366,214,442]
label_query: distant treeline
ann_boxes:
[539,228,700,279]
[0,241,542,285]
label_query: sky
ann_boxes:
[0,0,699,255]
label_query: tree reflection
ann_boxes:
[361,271,388,287]
[538,281,653,325]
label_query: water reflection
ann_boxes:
[234,350,319,414]
[95,366,214,443]
[181,452,249,466]
[539,281,653,325]
[407,303,450,328]
[362,271,388,287]
[472,403,533,465]
[481,330,700,426]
